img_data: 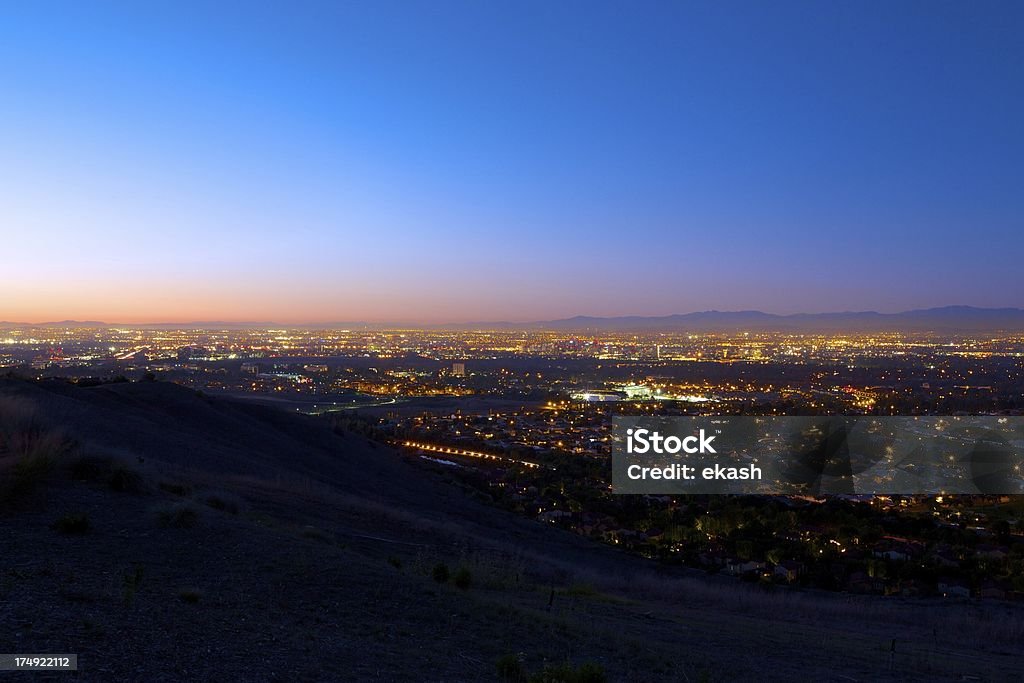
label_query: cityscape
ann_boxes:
[5,321,1024,601]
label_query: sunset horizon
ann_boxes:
[4,303,1024,328]
[4,2,1022,325]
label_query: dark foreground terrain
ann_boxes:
[2,378,1022,681]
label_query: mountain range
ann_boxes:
[481,306,1024,332]
[5,306,1024,332]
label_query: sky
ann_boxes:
[1,1,1022,324]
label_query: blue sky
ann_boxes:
[1,1,1021,323]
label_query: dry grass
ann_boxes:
[223,463,1024,657]
[0,396,74,503]
[155,503,200,529]
[52,512,91,534]
[204,492,241,514]
[109,464,146,493]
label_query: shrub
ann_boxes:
[10,449,56,487]
[566,582,597,597]
[453,567,472,590]
[574,663,607,683]
[70,455,110,481]
[156,504,199,529]
[496,654,526,682]
[387,556,403,569]
[205,494,239,514]
[0,396,39,450]
[109,465,145,493]
[528,662,607,683]
[178,589,202,604]
[301,527,330,543]
[432,563,450,583]
[2,443,68,502]
[52,513,91,534]
[1,398,72,501]
[159,481,192,497]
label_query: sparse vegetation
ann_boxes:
[499,657,607,683]
[52,512,91,534]
[301,527,331,543]
[109,464,145,493]
[412,547,525,590]
[453,566,472,590]
[4,376,1024,682]
[70,454,111,481]
[205,494,239,514]
[9,449,58,492]
[159,481,192,496]
[0,396,73,501]
[497,653,526,682]
[528,661,607,683]
[566,582,597,598]
[156,504,199,529]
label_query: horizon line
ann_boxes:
[3,304,1024,329]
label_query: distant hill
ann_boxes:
[0,320,376,330]
[3,306,1024,332]
[456,306,1024,333]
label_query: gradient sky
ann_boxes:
[1,1,1022,324]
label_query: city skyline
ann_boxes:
[2,1,1022,323]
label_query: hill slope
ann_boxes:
[1,379,1022,681]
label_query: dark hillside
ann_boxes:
[2,378,1022,681]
